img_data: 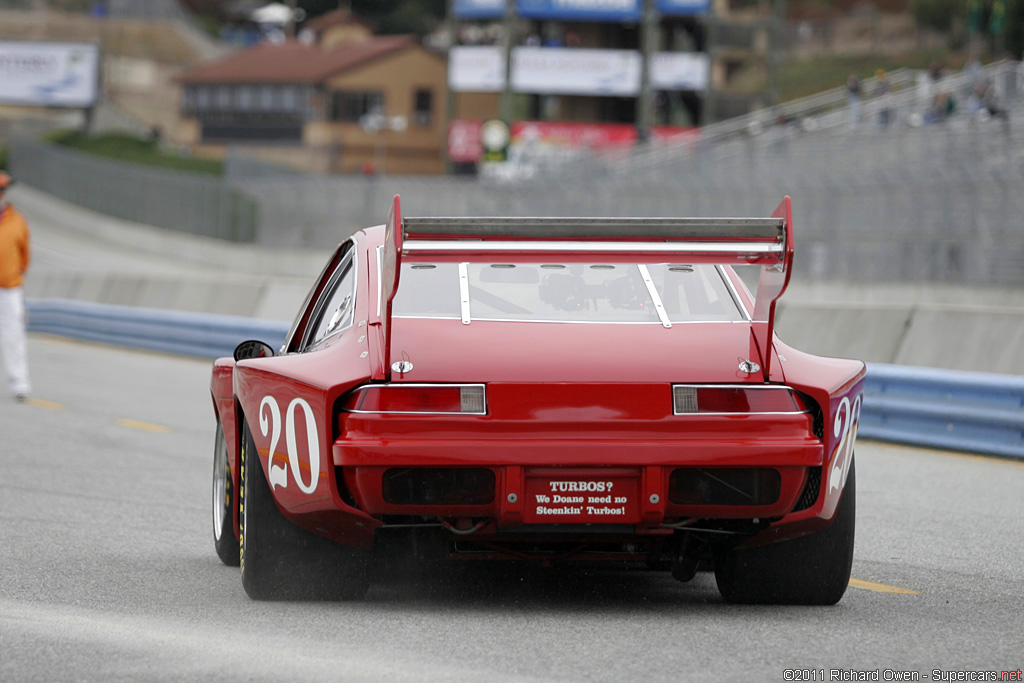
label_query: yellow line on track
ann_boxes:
[22,398,65,410]
[848,578,920,594]
[115,418,172,433]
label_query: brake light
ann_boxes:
[342,384,487,415]
[672,385,804,415]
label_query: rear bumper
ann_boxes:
[334,437,825,532]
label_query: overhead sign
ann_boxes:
[453,0,644,21]
[453,0,506,19]
[651,52,709,91]
[448,45,506,93]
[0,41,100,108]
[449,46,708,94]
[656,0,711,15]
[511,47,641,96]
[516,0,641,22]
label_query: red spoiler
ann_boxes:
[377,195,793,380]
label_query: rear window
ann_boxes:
[392,263,745,323]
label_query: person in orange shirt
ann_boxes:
[0,172,31,401]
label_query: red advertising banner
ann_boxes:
[448,119,699,163]
[447,119,484,163]
[511,120,638,149]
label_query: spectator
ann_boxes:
[873,69,892,127]
[846,73,862,127]
[967,80,1008,122]
[0,173,31,402]
[924,92,956,124]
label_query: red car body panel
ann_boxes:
[210,196,864,557]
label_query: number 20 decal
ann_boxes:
[829,394,861,493]
[258,395,321,494]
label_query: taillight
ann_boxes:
[672,385,805,415]
[342,384,487,415]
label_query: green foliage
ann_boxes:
[302,0,446,35]
[911,0,966,32]
[1007,0,1024,56]
[0,143,7,171]
[46,131,223,175]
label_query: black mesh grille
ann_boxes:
[382,468,495,506]
[793,467,822,511]
[668,468,781,506]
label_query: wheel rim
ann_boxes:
[213,426,228,541]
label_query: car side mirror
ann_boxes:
[233,340,275,362]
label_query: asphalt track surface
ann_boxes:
[1,335,1022,682]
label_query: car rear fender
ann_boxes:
[233,351,381,549]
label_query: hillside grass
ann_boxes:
[47,131,223,175]
[777,47,965,101]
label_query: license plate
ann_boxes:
[523,469,639,524]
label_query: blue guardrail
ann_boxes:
[860,363,1024,459]
[27,299,289,361]
[26,299,1024,460]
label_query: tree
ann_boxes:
[911,0,966,32]
[300,0,446,35]
[1005,0,1023,56]
[181,0,447,35]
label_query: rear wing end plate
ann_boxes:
[378,195,794,380]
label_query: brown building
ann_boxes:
[177,14,447,175]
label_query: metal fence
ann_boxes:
[228,131,1024,285]
[8,135,258,242]
[7,60,1024,284]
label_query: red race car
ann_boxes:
[210,195,863,604]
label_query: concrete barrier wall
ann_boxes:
[776,302,1024,375]
[24,269,310,321]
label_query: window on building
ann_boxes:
[214,86,233,111]
[330,91,384,122]
[258,86,276,112]
[281,86,298,113]
[413,88,433,126]
[237,86,256,112]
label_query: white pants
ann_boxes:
[0,287,31,396]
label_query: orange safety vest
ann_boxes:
[0,204,30,288]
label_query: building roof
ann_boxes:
[177,34,417,85]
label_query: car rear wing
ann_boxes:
[377,195,794,380]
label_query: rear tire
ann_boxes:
[714,458,856,605]
[239,421,370,601]
[212,422,240,567]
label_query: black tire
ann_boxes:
[239,421,371,601]
[212,421,240,567]
[714,458,856,605]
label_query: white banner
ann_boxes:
[650,52,709,91]
[0,41,100,108]
[511,47,641,96]
[448,46,506,93]
[449,46,707,95]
